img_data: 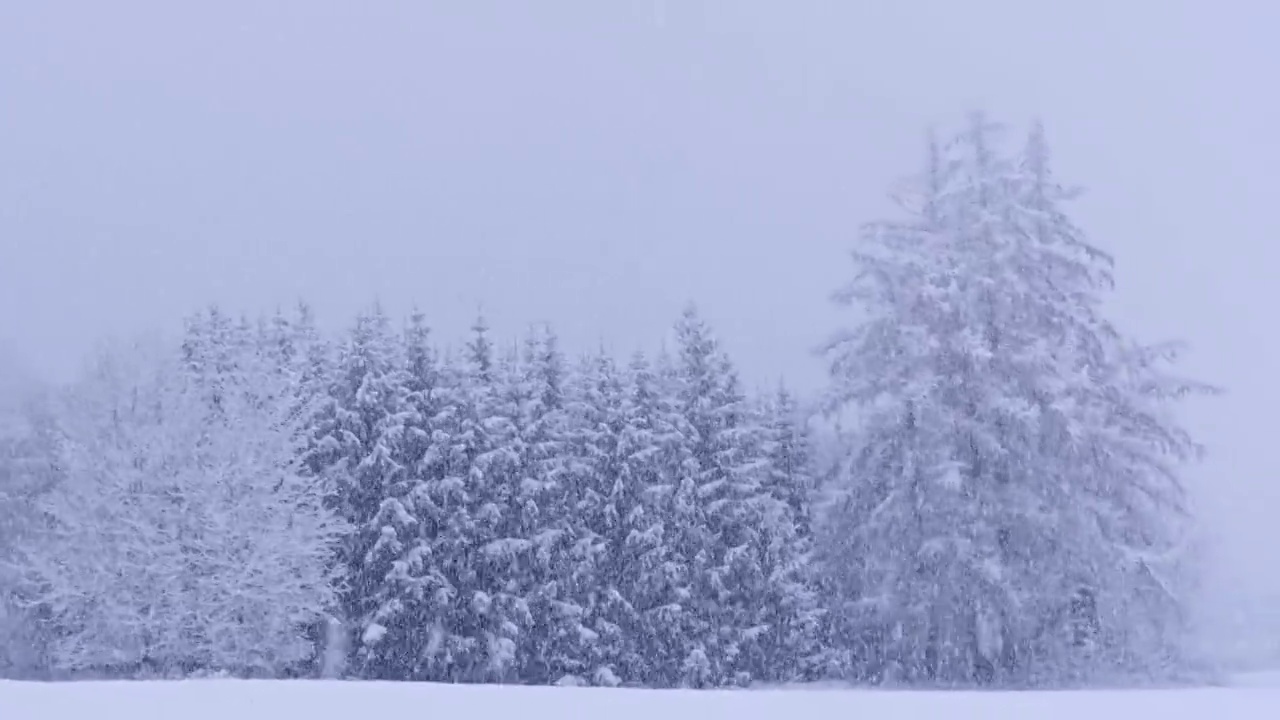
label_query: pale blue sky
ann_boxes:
[2,0,1278,662]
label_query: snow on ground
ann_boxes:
[3,679,1280,720]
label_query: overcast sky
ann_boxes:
[2,0,1278,663]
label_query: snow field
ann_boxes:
[3,679,1280,720]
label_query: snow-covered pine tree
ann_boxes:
[817,113,1212,688]
[367,308,454,680]
[511,327,597,686]
[668,305,780,687]
[309,304,417,679]
[271,301,349,678]
[706,360,775,687]
[320,308,450,680]
[763,387,820,543]
[611,350,687,686]
[291,301,334,415]
[559,349,628,686]
[263,307,298,370]
[451,338,534,683]
[181,306,243,417]
[254,306,315,419]
[1003,121,1215,683]
[638,343,710,686]
[650,320,710,686]
[446,316,530,683]
[406,337,492,682]
[818,117,1054,686]
[751,386,825,683]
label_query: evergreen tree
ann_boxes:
[752,387,825,682]
[310,304,416,679]
[650,325,711,686]
[763,388,816,543]
[513,328,594,685]
[447,316,530,683]
[613,351,686,686]
[181,306,242,416]
[409,343,491,682]
[334,308,450,680]
[1008,121,1214,681]
[816,113,1212,687]
[668,305,782,686]
[292,301,335,413]
[560,349,629,686]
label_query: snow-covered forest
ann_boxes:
[0,115,1210,689]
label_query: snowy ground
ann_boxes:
[3,675,1279,719]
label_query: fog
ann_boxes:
[2,0,1278,667]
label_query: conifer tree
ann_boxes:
[309,305,415,678]
[752,387,824,682]
[612,351,685,686]
[409,345,488,682]
[451,317,530,683]
[817,114,1212,687]
[668,305,783,686]
[560,349,629,685]
[514,328,597,685]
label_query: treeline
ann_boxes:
[0,113,1210,688]
[0,303,827,687]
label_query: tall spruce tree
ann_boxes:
[410,336,493,682]
[669,305,787,686]
[309,305,416,678]
[493,326,579,685]
[1007,120,1215,681]
[562,349,629,686]
[615,351,687,686]
[459,317,531,683]
[817,114,1212,687]
[752,387,825,683]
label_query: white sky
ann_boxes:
[2,0,1278,664]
